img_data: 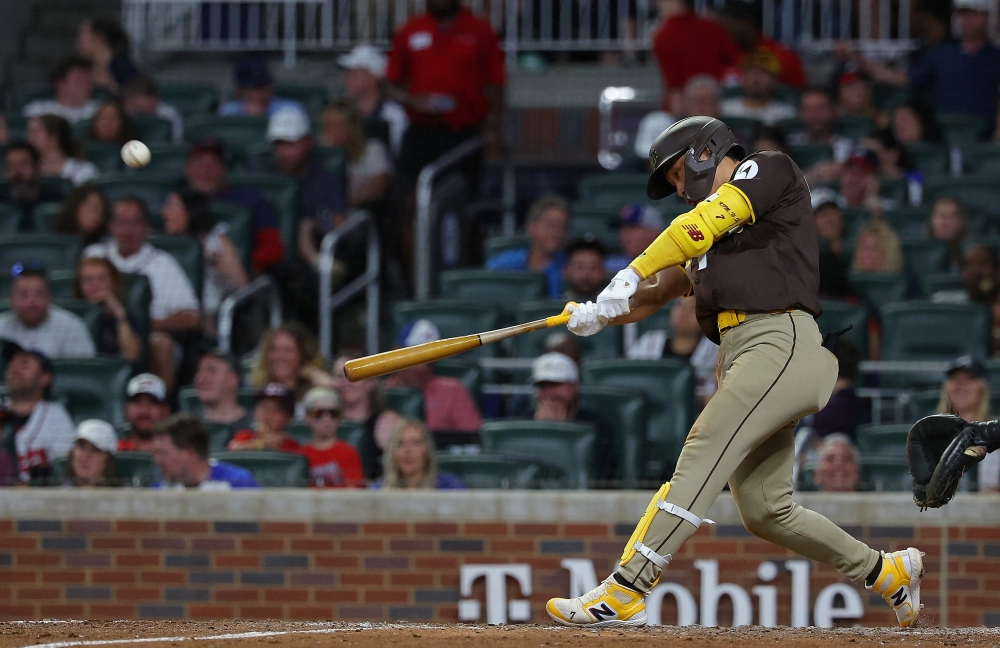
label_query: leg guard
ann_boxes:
[619,482,714,569]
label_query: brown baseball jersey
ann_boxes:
[686,150,822,343]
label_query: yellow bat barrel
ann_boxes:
[343,335,482,382]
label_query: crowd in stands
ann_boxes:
[0,0,999,493]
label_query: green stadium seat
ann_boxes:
[114,452,162,487]
[723,117,761,140]
[480,420,596,489]
[861,456,911,492]
[962,143,1000,177]
[131,144,189,176]
[0,203,24,233]
[881,207,930,242]
[88,174,178,215]
[938,113,984,146]
[201,422,236,452]
[51,357,132,427]
[510,300,621,360]
[185,115,269,153]
[159,84,218,118]
[921,273,963,296]
[905,390,941,421]
[840,207,870,243]
[42,269,75,298]
[836,115,875,140]
[634,303,673,339]
[872,84,910,111]
[880,302,991,361]
[433,357,482,404]
[226,173,297,260]
[147,234,203,293]
[244,143,347,176]
[0,233,82,273]
[439,270,546,312]
[82,142,122,174]
[484,235,530,260]
[121,273,150,340]
[924,177,1000,217]
[577,174,651,208]
[131,116,175,144]
[907,142,950,177]
[337,419,368,452]
[848,273,907,314]
[273,85,327,119]
[856,423,910,458]
[178,386,256,414]
[286,420,312,445]
[7,83,55,113]
[436,454,539,489]
[902,240,950,281]
[383,386,423,420]
[879,177,908,204]
[816,300,869,357]
[583,359,694,480]
[789,144,833,169]
[569,206,620,247]
[210,450,309,487]
[392,300,499,358]
[577,385,646,489]
[28,203,62,232]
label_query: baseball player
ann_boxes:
[546,116,924,628]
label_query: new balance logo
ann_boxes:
[890,587,907,607]
[588,602,617,621]
[683,225,705,241]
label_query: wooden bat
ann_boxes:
[344,302,577,382]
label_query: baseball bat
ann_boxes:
[343,302,578,382]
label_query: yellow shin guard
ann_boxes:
[619,482,671,566]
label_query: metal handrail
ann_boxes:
[414,136,485,301]
[319,210,380,359]
[217,275,282,354]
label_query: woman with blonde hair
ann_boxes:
[248,323,336,411]
[376,419,464,490]
[935,356,997,492]
[318,100,392,207]
[851,219,904,274]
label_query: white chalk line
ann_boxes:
[22,627,353,648]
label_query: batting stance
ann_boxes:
[546,117,924,628]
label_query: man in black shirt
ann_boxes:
[0,142,66,231]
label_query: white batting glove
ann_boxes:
[566,301,607,337]
[597,267,640,320]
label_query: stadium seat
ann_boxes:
[905,390,941,421]
[921,273,963,297]
[392,300,499,357]
[848,273,907,314]
[902,240,950,282]
[881,207,931,242]
[582,359,694,480]
[872,84,910,111]
[82,142,122,174]
[879,177,908,204]
[568,206,620,247]
[185,115,269,154]
[29,202,62,232]
[836,115,875,140]
[50,356,132,427]
[226,173,297,260]
[273,84,327,119]
[131,144,189,176]
[938,113,984,146]
[158,84,218,118]
[209,450,309,487]
[439,270,546,313]
[816,300,869,357]
[840,207,870,243]
[856,423,910,458]
[907,142,950,177]
[723,117,761,141]
[0,233,82,272]
[577,174,650,208]
[510,300,621,360]
[42,269,75,298]
[436,454,539,489]
[433,357,482,405]
[924,178,1000,217]
[483,235,531,262]
[131,116,175,144]
[88,174,178,215]
[286,420,312,445]
[244,143,347,176]
[962,143,1000,177]
[577,385,646,489]
[113,452,163,487]
[0,203,24,233]
[147,234,204,293]
[880,302,991,361]
[204,422,236,452]
[861,456,911,492]
[789,144,833,169]
[7,82,54,113]
[479,420,596,489]
[384,386,424,419]
[634,303,673,338]
[337,420,368,452]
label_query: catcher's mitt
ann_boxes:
[906,414,997,508]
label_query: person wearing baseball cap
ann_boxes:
[193,348,253,436]
[227,382,301,452]
[65,419,120,487]
[810,188,852,299]
[935,354,1000,492]
[838,147,896,212]
[719,47,796,126]
[606,204,666,273]
[338,44,408,156]
[299,387,365,487]
[218,55,306,118]
[118,373,171,453]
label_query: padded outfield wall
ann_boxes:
[0,490,997,626]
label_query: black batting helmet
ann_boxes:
[646,117,745,203]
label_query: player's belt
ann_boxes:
[717,309,796,336]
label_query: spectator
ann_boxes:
[228,382,300,452]
[65,419,119,487]
[0,341,75,483]
[0,142,67,230]
[606,204,666,274]
[85,100,137,146]
[838,149,894,212]
[679,75,722,119]
[193,348,253,436]
[23,57,99,124]
[387,320,482,433]
[543,330,582,367]
[318,102,393,209]
[219,56,305,118]
[790,87,853,183]
[889,102,943,144]
[720,48,796,126]
[332,350,404,481]
[84,197,200,390]
[812,433,862,492]
[486,194,569,298]
[122,74,184,144]
[153,413,259,489]
[562,236,608,303]
[935,356,997,492]
[183,138,284,272]
[750,125,789,154]
[652,0,741,113]
[927,197,967,271]
[811,189,852,298]
[161,189,248,331]
[338,44,408,156]
[859,129,917,181]
[118,373,171,452]
[248,323,336,408]
[375,419,464,489]
[75,18,136,92]
[716,0,807,89]
[299,387,365,487]
[0,263,95,358]
[835,71,876,119]
[851,219,904,275]
[961,244,1000,306]
[52,185,109,245]
[910,0,1000,138]
[811,340,868,442]
[72,257,142,362]
[26,115,98,186]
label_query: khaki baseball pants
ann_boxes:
[618,310,881,593]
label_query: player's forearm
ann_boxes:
[607,266,690,325]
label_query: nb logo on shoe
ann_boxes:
[890,588,907,607]
[588,602,617,621]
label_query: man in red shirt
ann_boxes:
[298,387,364,487]
[717,0,807,89]
[653,0,743,113]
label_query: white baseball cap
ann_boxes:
[399,319,441,347]
[267,107,311,143]
[531,352,579,385]
[76,419,119,453]
[337,44,388,78]
[303,387,342,412]
[954,0,989,11]
[127,373,167,402]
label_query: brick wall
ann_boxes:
[0,491,996,625]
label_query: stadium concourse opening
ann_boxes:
[2,622,1000,648]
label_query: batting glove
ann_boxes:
[566,301,607,337]
[597,267,640,320]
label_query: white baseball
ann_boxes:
[121,140,151,169]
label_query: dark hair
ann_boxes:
[964,243,1000,270]
[53,186,110,244]
[65,441,119,487]
[154,413,210,460]
[867,127,916,172]
[73,256,126,303]
[35,114,84,159]
[173,189,215,237]
[750,124,789,153]
[565,235,607,260]
[123,73,159,98]
[834,338,861,381]
[87,100,138,146]
[5,141,39,165]
[87,18,131,55]
[892,101,944,143]
[113,195,150,224]
[50,56,92,84]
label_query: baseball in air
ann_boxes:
[121,140,151,169]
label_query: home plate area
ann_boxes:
[2,622,999,648]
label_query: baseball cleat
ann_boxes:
[546,576,647,627]
[868,547,925,628]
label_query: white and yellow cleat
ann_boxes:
[546,576,647,627]
[867,547,925,628]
